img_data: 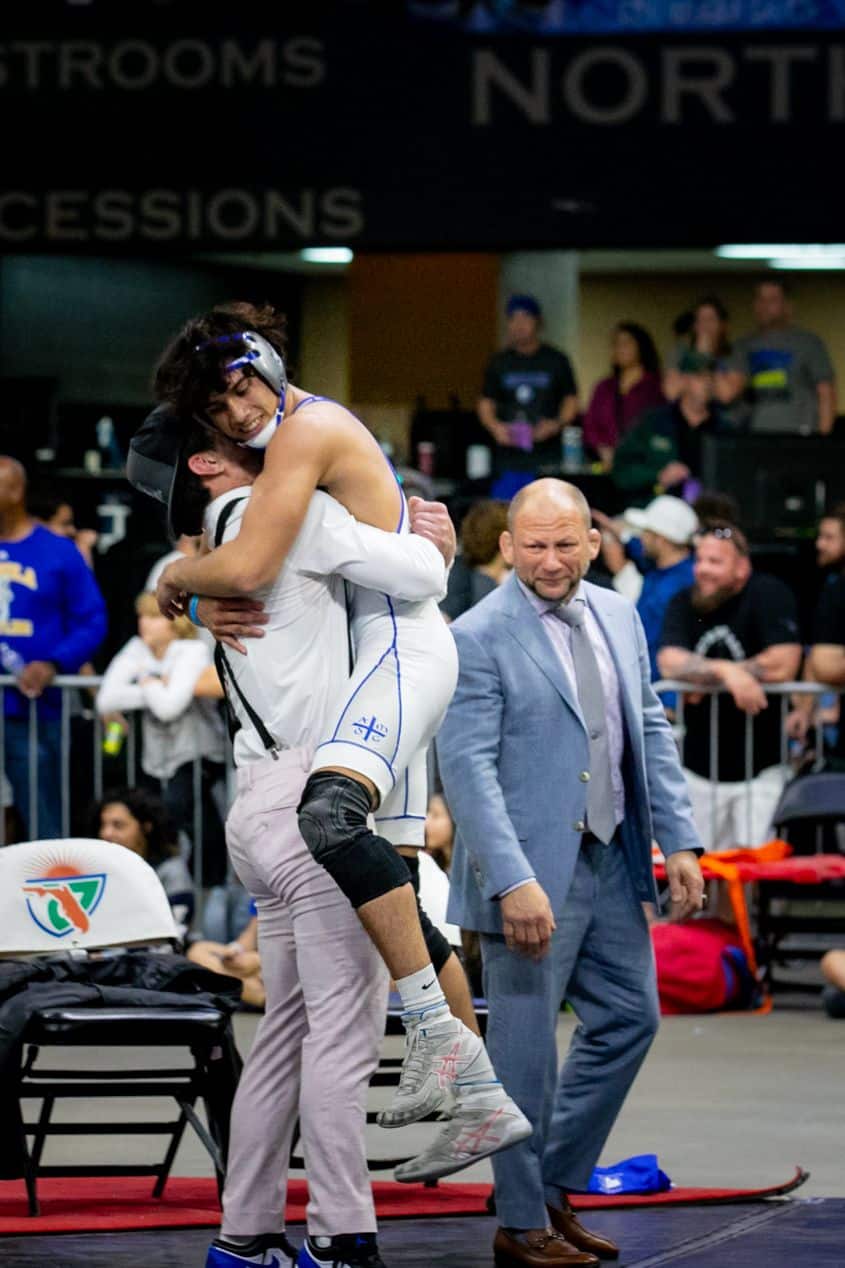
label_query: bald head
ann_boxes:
[501,478,600,603]
[508,478,591,533]
[0,457,27,517]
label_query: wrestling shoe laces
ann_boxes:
[393,1093,532,1184]
[377,1016,485,1128]
[296,1232,386,1267]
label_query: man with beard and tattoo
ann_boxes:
[658,523,802,851]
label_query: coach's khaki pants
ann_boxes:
[221,748,388,1238]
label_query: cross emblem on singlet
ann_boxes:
[352,715,388,743]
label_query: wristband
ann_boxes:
[187,594,204,627]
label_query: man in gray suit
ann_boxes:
[437,479,704,1268]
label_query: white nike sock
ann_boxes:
[396,963,449,1022]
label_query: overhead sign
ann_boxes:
[1,2,841,249]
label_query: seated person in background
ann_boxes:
[612,357,730,508]
[94,786,265,1006]
[425,790,483,999]
[594,495,698,686]
[440,499,509,622]
[188,912,265,1010]
[93,785,194,926]
[414,796,461,962]
[582,321,664,469]
[96,592,228,887]
[424,791,454,872]
[821,949,845,1019]
[658,524,802,852]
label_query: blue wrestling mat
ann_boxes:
[1,1200,843,1266]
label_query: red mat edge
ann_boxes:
[0,1169,810,1237]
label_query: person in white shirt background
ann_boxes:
[96,591,228,889]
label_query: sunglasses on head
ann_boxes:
[699,526,734,540]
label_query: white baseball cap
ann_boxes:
[623,496,698,545]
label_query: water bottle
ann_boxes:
[0,642,25,681]
[103,720,126,757]
[561,425,584,472]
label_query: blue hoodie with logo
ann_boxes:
[0,525,107,720]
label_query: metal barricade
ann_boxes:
[0,674,231,926]
[655,679,840,851]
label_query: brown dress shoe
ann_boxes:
[547,1200,620,1261]
[493,1226,600,1267]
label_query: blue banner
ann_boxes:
[409,0,845,34]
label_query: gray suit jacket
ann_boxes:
[438,573,702,935]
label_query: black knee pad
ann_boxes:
[403,852,454,974]
[297,771,411,909]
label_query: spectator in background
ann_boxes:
[96,592,228,886]
[477,294,578,498]
[804,573,845,773]
[93,785,194,926]
[582,321,664,469]
[612,358,728,507]
[658,524,802,851]
[595,495,698,684]
[664,296,734,399]
[145,532,203,593]
[722,279,836,434]
[821,948,845,1019]
[785,509,845,750]
[440,499,510,621]
[692,490,741,531]
[816,504,845,577]
[425,791,454,873]
[0,457,107,839]
[29,488,98,570]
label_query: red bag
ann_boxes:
[651,919,755,1014]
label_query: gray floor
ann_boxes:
[21,996,844,1197]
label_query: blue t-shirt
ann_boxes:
[0,525,108,719]
[636,555,696,682]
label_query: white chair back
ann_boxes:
[0,838,179,957]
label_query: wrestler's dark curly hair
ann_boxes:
[154,301,289,422]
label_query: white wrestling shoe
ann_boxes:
[393,1092,532,1184]
[377,1016,493,1128]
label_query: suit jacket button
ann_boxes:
[573,819,586,832]
[579,771,591,782]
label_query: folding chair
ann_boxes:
[0,838,241,1216]
[757,774,845,984]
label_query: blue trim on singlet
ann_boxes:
[403,766,409,816]
[291,394,329,413]
[320,594,404,785]
[302,396,408,786]
[375,814,425,822]
[313,739,397,786]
